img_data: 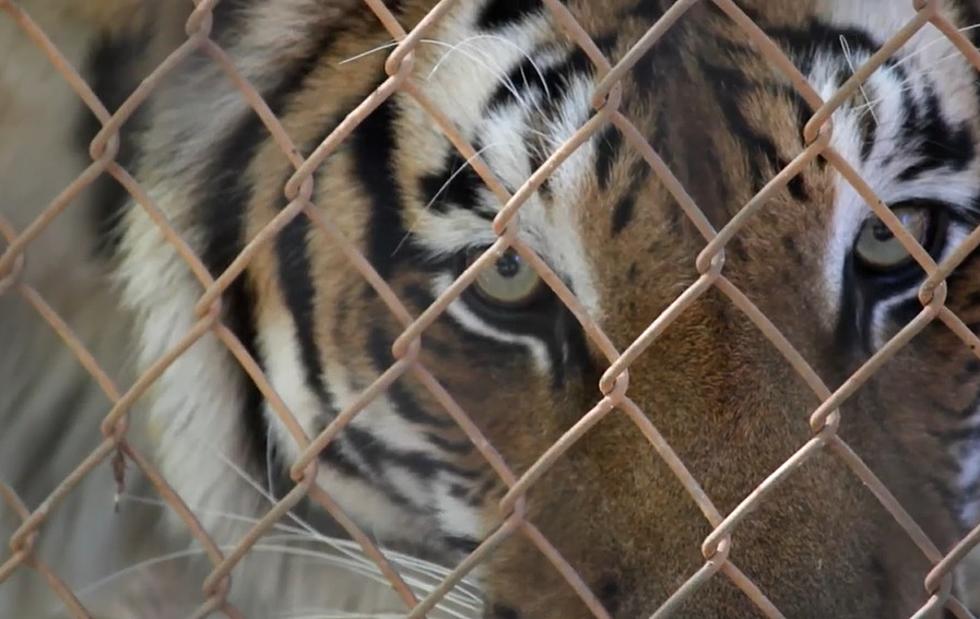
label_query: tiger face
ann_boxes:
[28,0,980,616]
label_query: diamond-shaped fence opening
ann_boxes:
[3,0,980,617]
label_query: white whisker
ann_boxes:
[424,38,537,116]
[206,451,480,593]
[338,40,399,65]
[459,34,551,100]
[840,34,878,125]
[390,140,515,258]
[339,36,552,120]
[852,49,966,119]
[427,34,551,118]
[892,22,980,69]
[71,535,480,615]
[89,466,483,615]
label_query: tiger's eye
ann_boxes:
[854,206,930,271]
[470,249,543,307]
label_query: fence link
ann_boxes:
[3,0,980,617]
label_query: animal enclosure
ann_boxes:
[3,0,980,617]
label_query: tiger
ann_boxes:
[4,0,980,616]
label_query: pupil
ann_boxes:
[872,220,894,242]
[496,253,521,279]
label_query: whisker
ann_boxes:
[840,34,879,125]
[428,34,552,118]
[459,34,552,100]
[893,22,980,68]
[338,40,399,65]
[339,36,551,119]
[208,449,374,567]
[206,451,481,594]
[390,140,516,258]
[423,38,536,116]
[72,537,479,613]
[852,50,967,119]
[75,495,482,617]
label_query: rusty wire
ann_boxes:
[2,0,980,617]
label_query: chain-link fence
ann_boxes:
[3,0,980,617]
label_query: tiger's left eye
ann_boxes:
[853,205,932,271]
[467,248,544,307]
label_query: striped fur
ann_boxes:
[5,0,980,616]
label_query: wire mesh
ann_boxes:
[2,0,980,617]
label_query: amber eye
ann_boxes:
[467,248,544,307]
[853,205,931,271]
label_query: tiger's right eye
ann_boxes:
[853,204,933,272]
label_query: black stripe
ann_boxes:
[856,81,878,162]
[611,195,636,236]
[449,483,471,499]
[344,425,480,481]
[949,0,980,122]
[197,11,355,291]
[527,135,552,200]
[366,326,454,428]
[418,147,484,214]
[699,62,808,201]
[425,432,475,455]
[399,272,573,386]
[611,161,649,236]
[208,0,257,43]
[352,99,420,278]
[443,535,481,554]
[81,32,146,258]
[486,55,546,112]
[594,125,623,192]
[193,23,349,468]
[478,0,543,30]
[767,21,883,170]
[487,41,608,120]
[320,436,418,510]
[834,253,866,354]
[886,295,924,329]
[319,438,369,481]
[766,22,879,77]
[276,215,333,405]
[897,81,975,181]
